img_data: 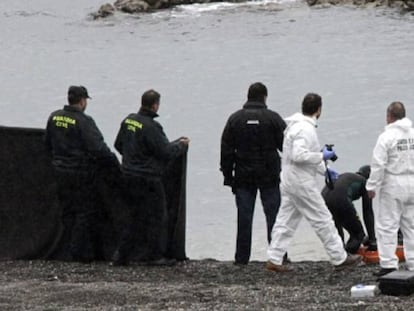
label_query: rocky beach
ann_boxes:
[0,259,412,310]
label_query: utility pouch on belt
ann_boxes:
[378,270,414,296]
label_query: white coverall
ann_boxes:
[366,117,414,270]
[267,113,347,265]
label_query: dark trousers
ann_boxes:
[55,169,100,262]
[327,201,365,254]
[234,185,281,264]
[116,175,168,262]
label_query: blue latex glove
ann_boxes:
[325,168,339,182]
[322,145,336,161]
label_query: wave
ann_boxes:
[152,0,302,18]
[3,10,56,18]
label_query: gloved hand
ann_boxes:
[223,176,236,194]
[322,145,336,161]
[223,176,233,187]
[325,167,339,182]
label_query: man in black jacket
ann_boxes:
[322,165,377,254]
[220,82,286,265]
[113,89,189,266]
[45,85,119,262]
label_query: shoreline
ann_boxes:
[1,259,412,310]
[92,0,414,18]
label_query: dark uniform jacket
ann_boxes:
[114,108,185,178]
[322,173,371,211]
[45,105,117,171]
[220,101,286,188]
[322,172,375,242]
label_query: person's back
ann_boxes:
[377,118,414,178]
[281,112,324,189]
[224,101,285,187]
[367,103,414,190]
[47,109,98,169]
[115,109,181,178]
[46,86,114,171]
[322,173,366,203]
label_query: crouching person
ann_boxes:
[112,89,189,266]
[322,165,377,254]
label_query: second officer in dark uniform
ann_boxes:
[45,85,119,262]
[113,89,189,266]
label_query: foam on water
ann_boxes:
[153,0,302,18]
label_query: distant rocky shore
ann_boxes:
[92,0,414,18]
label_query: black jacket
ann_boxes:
[220,101,286,187]
[114,108,185,178]
[322,172,375,242]
[45,105,117,171]
[322,173,369,205]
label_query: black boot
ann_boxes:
[345,234,364,254]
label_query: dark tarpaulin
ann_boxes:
[0,126,187,261]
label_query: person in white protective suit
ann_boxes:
[366,101,414,277]
[266,93,362,272]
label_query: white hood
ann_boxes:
[285,112,304,124]
[284,113,317,135]
[385,117,412,132]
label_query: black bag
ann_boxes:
[378,270,414,296]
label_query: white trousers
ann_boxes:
[267,181,347,265]
[377,185,414,270]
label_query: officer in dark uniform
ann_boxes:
[220,82,286,265]
[322,165,377,254]
[112,89,189,266]
[45,85,119,262]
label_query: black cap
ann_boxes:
[357,165,370,179]
[68,85,91,100]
